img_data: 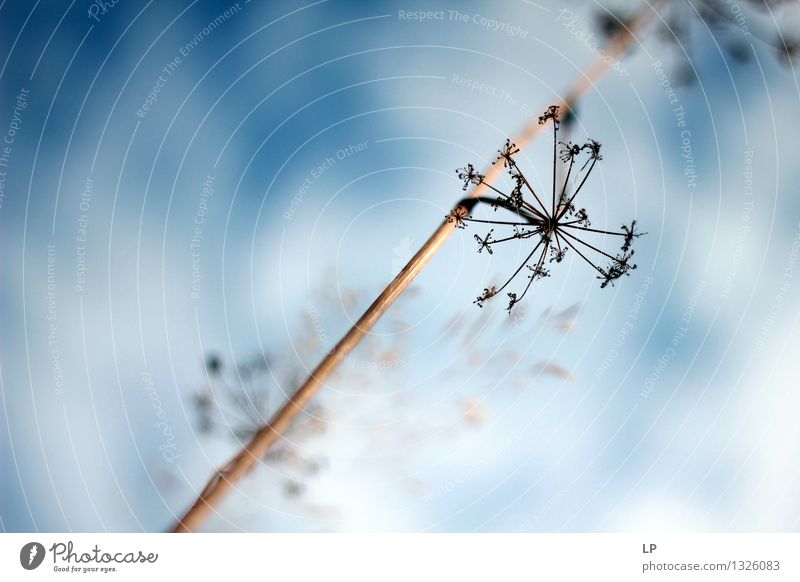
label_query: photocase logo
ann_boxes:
[20,542,45,570]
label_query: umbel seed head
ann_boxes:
[451,105,645,313]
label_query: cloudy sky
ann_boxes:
[2,0,799,532]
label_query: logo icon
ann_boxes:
[20,542,45,570]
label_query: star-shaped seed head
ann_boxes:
[453,106,645,313]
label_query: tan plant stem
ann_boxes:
[172,1,665,533]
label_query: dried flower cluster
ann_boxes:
[187,282,493,519]
[192,351,329,503]
[450,105,644,313]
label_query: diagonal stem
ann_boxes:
[171,0,667,533]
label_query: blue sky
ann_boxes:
[2,0,799,532]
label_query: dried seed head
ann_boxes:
[474,286,498,308]
[474,230,495,254]
[455,106,644,313]
[456,163,484,190]
[495,139,520,168]
[538,105,560,127]
[446,207,469,229]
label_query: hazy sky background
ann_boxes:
[2,0,799,532]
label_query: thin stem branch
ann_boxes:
[471,196,544,225]
[558,227,618,262]
[496,237,546,296]
[463,217,541,228]
[517,236,551,303]
[482,180,547,220]
[555,231,606,277]
[487,229,543,245]
[552,123,558,215]
[559,155,575,210]
[557,156,597,221]
[511,161,550,218]
[561,223,627,236]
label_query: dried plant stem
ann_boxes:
[172,0,665,533]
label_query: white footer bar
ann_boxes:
[1,533,798,580]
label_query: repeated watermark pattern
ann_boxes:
[47,244,64,396]
[596,276,654,378]
[305,301,407,370]
[556,9,629,76]
[652,59,697,190]
[424,435,521,502]
[640,280,707,399]
[137,3,244,119]
[142,371,180,463]
[87,0,122,23]
[74,176,93,294]
[751,223,800,359]
[190,175,215,300]
[721,150,754,299]
[451,74,540,122]
[398,9,529,38]
[285,141,368,220]
[0,88,29,211]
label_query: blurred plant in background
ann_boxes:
[184,272,582,527]
[594,0,799,84]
